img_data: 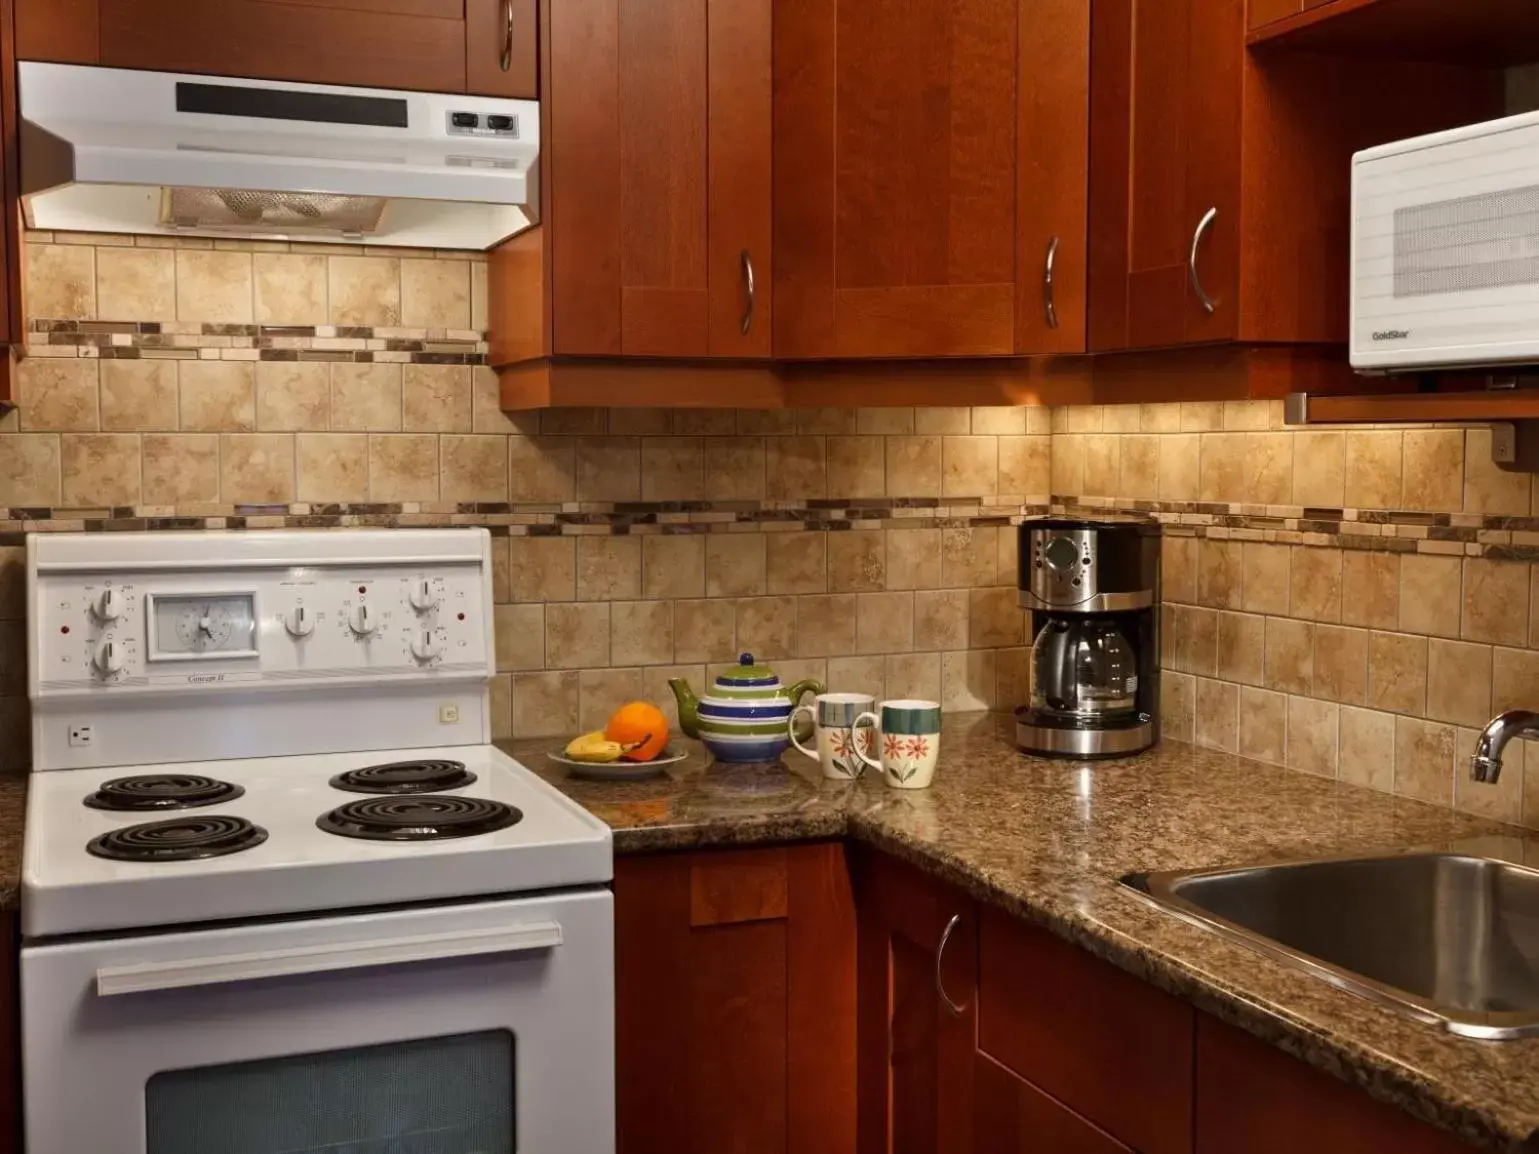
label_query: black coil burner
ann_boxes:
[84,774,244,812]
[317,795,521,842]
[329,759,477,795]
[87,815,269,862]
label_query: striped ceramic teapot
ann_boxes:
[669,654,824,764]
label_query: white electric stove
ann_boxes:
[19,529,615,1154]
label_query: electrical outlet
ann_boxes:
[438,704,460,724]
[68,724,94,748]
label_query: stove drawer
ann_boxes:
[22,888,614,1154]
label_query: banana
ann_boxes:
[564,731,627,763]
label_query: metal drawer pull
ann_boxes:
[1044,235,1060,329]
[500,0,515,72]
[935,913,968,1017]
[1189,206,1218,315]
[96,920,563,996]
[741,249,756,336]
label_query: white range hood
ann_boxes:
[20,63,539,251]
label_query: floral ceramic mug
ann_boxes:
[789,692,877,780]
[854,700,942,789]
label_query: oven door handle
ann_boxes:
[95,920,564,996]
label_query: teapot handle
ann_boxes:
[785,679,825,709]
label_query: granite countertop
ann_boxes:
[508,714,1539,1152]
[0,773,27,913]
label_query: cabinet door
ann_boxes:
[547,0,770,357]
[773,0,1020,359]
[974,1054,1132,1154]
[95,0,470,92]
[1016,0,1091,355]
[465,0,537,98]
[615,844,856,1154]
[855,851,975,1154]
[1088,0,1243,352]
[1196,1016,1472,1154]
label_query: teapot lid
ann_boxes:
[715,652,779,686]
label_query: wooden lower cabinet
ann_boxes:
[854,849,978,1154]
[617,847,1480,1154]
[614,842,856,1154]
[974,1052,1131,1154]
[1195,1016,1475,1154]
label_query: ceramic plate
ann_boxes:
[547,746,690,780]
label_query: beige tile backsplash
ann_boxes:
[5,231,1537,830]
[1062,399,1539,828]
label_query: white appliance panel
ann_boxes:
[29,529,498,769]
[1352,109,1539,371]
[21,62,539,249]
[23,890,615,1154]
[22,745,612,937]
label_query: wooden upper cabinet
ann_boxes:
[1016,0,1091,356]
[547,0,771,358]
[1088,0,1243,353]
[14,0,537,98]
[465,0,538,99]
[773,0,1022,359]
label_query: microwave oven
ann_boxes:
[1351,109,1539,374]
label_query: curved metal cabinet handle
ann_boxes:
[500,0,515,72]
[935,913,969,1017]
[740,249,757,336]
[1188,206,1218,316]
[1043,235,1060,330]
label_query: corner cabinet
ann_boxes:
[772,0,1089,359]
[614,843,856,1154]
[853,850,977,1154]
[13,0,538,98]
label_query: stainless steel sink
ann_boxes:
[1122,839,1539,1039]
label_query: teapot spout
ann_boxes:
[667,678,701,739]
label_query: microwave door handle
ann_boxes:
[95,920,564,997]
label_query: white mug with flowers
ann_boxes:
[789,692,878,780]
[854,700,942,789]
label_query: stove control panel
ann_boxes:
[31,531,494,697]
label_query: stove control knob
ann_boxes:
[410,630,441,663]
[95,588,123,622]
[285,606,316,638]
[349,603,377,637]
[408,578,439,613]
[93,639,124,676]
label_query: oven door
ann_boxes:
[22,889,613,1154]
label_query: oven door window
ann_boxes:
[144,1029,514,1153]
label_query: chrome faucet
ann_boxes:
[1470,710,1539,783]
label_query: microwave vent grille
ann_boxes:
[1393,184,1539,298]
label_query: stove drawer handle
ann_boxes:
[95,920,564,996]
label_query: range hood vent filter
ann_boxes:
[160,188,388,237]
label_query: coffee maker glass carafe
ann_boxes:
[1030,617,1138,719]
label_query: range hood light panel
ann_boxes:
[159,187,388,237]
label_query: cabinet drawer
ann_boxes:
[978,907,1194,1154]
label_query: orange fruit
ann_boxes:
[605,701,669,762]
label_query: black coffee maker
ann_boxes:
[1014,517,1160,758]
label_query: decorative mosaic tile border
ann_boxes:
[1053,496,1539,563]
[0,498,1052,545]
[27,320,487,365]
